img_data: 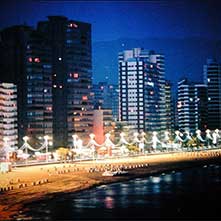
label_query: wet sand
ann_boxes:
[0,149,221,220]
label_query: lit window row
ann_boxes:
[28,57,40,63]
[53,85,63,89]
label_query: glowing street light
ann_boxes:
[23,136,29,143]
[72,134,78,149]
[141,132,146,137]
[23,136,29,165]
[89,133,96,160]
[3,137,9,142]
[3,137,9,160]
[89,133,95,140]
[44,135,50,162]
[120,132,125,137]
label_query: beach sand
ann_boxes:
[0,149,221,220]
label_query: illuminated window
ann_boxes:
[177,101,182,108]
[34,58,40,63]
[73,73,79,79]
[82,96,88,101]
[69,23,78,28]
[46,106,52,111]
[66,39,73,44]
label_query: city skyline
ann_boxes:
[0,2,220,146]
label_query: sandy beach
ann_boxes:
[0,149,221,220]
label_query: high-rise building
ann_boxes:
[0,83,18,152]
[0,26,53,146]
[37,16,93,146]
[177,78,208,132]
[26,31,53,145]
[0,16,93,148]
[92,82,119,121]
[119,48,166,132]
[204,59,221,129]
[165,80,174,131]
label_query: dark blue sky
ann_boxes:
[0,0,220,42]
[0,0,220,87]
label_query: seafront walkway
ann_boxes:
[0,148,221,220]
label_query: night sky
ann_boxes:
[0,0,220,87]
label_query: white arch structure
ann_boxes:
[67,129,221,159]
[4,129,220,162]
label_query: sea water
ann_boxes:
[20,164,221,220]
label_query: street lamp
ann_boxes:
[44,135,49,162]
[89,134,96,161]
[23,136,29,165]
[23,136,29,143]
[105,133,112,157]
[3,137,9,160]
[89,133,95,140]
[72,134,78,149]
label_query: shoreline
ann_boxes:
[0,149,221,220]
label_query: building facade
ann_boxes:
[165,80,174,131]
[0,83,18,152]
[119,48,167,132]
[177,78,208,132]
[0,26,53,146]
[204,59,221,129]
[26,30,53,145]
[0,16,93,148]
[38,16,93,146]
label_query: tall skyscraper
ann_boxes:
[37,16,93,146]
[0,16,93,147]
[0,83,18,151]
[204,59,221,129]
[177,78,207,132]
[119,48,166,132]
[92,82,119,121]
[0,26,53,146]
